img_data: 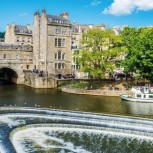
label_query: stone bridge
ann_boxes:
[0,44,33,84]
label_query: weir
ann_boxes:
[0,108,153,152]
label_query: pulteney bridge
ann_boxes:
[0,44,33,84]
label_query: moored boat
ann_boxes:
[120,86,153,102]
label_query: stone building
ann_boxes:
[33,9,72,78]
[71,23,106,78]
[5,23,32,45]
[0,44,33,84]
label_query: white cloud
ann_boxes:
[103,0,153,16]
[91,0,102,6]
[19,13,28,17]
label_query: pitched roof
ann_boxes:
[47,14,69,24]
[14,25,32,34]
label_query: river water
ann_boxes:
[1,84,153,152]
[0,84,153,118]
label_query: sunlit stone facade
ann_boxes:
[33,9,72,77]
[5,23,32,45]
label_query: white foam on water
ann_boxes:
[0,116,25,128]
[5,113,153,134]
[11,127,92,153]
[11,126,153,153]
[0,107,153,152]
[0,144,7,153]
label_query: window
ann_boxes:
[56,28,61,34]
[149,95,153,98]
[16,54,19,59]
[58,51,61,60]
[58,39,61,47]
[28,38,30,42]
[27,65,29,69]
[55,38,57,46]
[58,63,61,69]
[62,53,65,60]
[22,37,25,42]
[55,53,57,60]
[17,37,20,42]
[137,94,141,98]
[55,63,57,69]
[62,63,65,69]
[55,38,65,47]
[55,63,65,69]
[62,29,67,34]
[3,54,6,59]
[61,39,65,47]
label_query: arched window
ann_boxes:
[62,53,65,60]
[58,51,61,60]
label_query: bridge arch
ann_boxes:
[0,66,23,84]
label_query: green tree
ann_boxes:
[121,27,153,82]
[75,28,123,78]
[0,32,5,38]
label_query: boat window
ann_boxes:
[149,95,153,98]
[137,94,141,98]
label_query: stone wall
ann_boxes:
[24,72,57,88]
[0,45,33,84]
[62,87,132,97]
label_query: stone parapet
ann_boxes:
[0,44,33,52]
[62,87,132,97]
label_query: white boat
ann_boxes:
[120,86,153,102]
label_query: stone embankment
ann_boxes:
[62,87,132,97]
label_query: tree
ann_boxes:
[0,32,5,38]
[74,28,123,78]
[121,27,153,82]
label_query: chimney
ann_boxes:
[6,24,10,30]
[60,12,69,19]
[12,22,15,27]
[34,11,40,16]
[26,24,31,32]
[42,9,46,15]
[73,20,77,25]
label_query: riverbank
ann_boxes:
[61,87,132,97]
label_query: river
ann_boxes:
[0,84,153,118]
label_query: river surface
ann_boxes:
[0,84,153,118]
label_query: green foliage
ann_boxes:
[0,32,5,38]
[121,27,153,82]
[75,28,123,79]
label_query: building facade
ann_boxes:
[5,23,32,45]
[33,10,72,78]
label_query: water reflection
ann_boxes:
[123,100,153,116]
[0,84,153,118]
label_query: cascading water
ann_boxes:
[0,107,153,153]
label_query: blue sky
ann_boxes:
[1,0,153,31]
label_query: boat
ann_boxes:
[120,86,153,102]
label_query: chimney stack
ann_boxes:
[60,12,69,19]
